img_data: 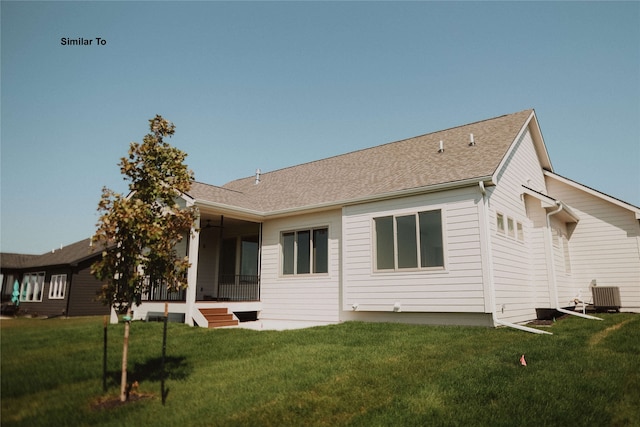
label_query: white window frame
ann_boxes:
[496,213,506,235]
[496,212,524,243]
[20,272,45,302]
[373,209,445,272]
[281,227,329,276]
[49,274,68,299]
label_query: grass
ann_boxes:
[1,314,639,426]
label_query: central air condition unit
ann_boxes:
[592,286,621,312]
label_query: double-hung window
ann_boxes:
[20,272,45,302]
[49,274,67,299]
[282,228,328,275]
[374,209,444,271]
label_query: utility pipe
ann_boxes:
[479,182,552,335]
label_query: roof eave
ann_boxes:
[196,177,492,220]
[194,199,265,221]
[544,170,640,215]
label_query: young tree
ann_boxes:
[92,115,198,402]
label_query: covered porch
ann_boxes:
[193,214,261,303]
[136,212,263,327]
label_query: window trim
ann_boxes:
[281,226,329,276]
[20,272,45,302]
[373,209,445,272]
[49,274,68,300]
[496,212,525,243]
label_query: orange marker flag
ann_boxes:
[520,354,527,366]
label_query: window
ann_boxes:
[496,212,524,242]
[20,272,45,302]
[396,215,418,268]
[374,209,444,271]
[375,217,394,270]
[282,232,295,275]
[49,274,67,299]
[297,230,311,274]
[419,210,444,267]
[313,228,328,274]
[496,213,505,234]
[240,236,259,277]
[516,222,524,241]
[282,227,328,275]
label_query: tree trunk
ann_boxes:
[120,307,131,402]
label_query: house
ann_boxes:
[7,109,638,330]
[0,239,110,317]
[128,108,639,331]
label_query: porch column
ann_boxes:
[185,214,200,326]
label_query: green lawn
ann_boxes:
[1,314,639,426]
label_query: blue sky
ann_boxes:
[2,1,639,254]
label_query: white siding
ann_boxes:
[549,217,575,306]
[260,210,342,322]
[342,187,485,313]
[546,177,640,311]
[523,196,553,309]
[489,128,550,323]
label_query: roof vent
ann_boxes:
[469,133,476,146]
[255,168,261,185]
[438,140,444,153]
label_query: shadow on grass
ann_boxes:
[105,355,192,404]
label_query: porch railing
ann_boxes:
[217,274,260,301]
[141,282,187,302]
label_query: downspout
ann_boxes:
[479,181,552,334]
[257,221,262,301]
[64,266,74,318]
[546,201,601,321]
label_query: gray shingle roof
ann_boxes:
[1,238,103,270]
[191,109,534,214]
[2,110,536,263]
[0,253,41,269]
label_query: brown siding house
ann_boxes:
[1,239,109,317]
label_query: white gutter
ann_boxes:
[545,201,601,321]
[196,176,494,221]
[479,181,552,335]
[287,176,495,215]
[195,199,265,220]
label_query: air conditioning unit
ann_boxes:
[592,286,621,312]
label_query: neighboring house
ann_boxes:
[0,239,110,317]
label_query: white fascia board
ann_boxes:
[527,111,554,171]
[522,186,557,208]
[492,111,553,184]
[492,111,533,182]
[544,170,640,216]
[179,191,195,204]
[557,202,580,223]
[194,199,265,222]
[194,176,493,221]
[522,185,579,222]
